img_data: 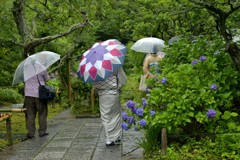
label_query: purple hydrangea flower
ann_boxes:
[135,126,138,131]
[127,116,134,124]
[139,119,147,127]
[142,98,148,107]
[150,110,155,116]
[161,77,167,85]
[211,84,218,90]
[200,56,207,61]
[192,60,198,65]
[121,122,128,131]
[214,52,220,55]
[206,109,216,119]
[54,72,58,76]
[131,106,138,114]
[122,112,127,120]
[136,107,144,117]
[50,74,55,78]
[126,100,135,109]
[146,87,152,93]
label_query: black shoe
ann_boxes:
[39,133,49,137]
[106,141,115,146]
[27,134,34,139]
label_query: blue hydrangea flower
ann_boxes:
[206,109,216,119]
[211,84,218,90]
[127,116,134,124]
[146,87,152,93]
[214,52,220,55]
[135,126,138,131]
[200,56,207,61]
[161,77,167,85]
[150,110,155,116]
[122,112,127,120]
[142,98,148,107]
[192,60,198,65]
[126,100,135,109]
[136,107,144,117]
[50,74,55,78]
[139,119,146,127]
[131,106,138,114]
[121,122,128,131]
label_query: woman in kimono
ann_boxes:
[143,46,162,79]
[92,67,127,146]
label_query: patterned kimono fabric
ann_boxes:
[93,68,126,142]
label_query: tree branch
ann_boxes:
[169,6,204,16]
[24,20,90,53]
[49,43,82,73]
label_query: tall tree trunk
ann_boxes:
[12,0,34,58]
[11,0,90,59]
[226,43,240,73]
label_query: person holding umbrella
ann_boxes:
[24,61,50,138]
[143,44,162,79]
[12,51,60,139]
[77,39,127,146]
[93,67,127,146]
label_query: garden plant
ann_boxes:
[121,33,240,159]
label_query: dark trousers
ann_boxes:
[24,96,48,136]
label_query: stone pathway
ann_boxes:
[0,109,144,160]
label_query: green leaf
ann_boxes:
[227,122,237,130]
[231,112,238,117]
[221,111,231,120]
[188,112,194,117]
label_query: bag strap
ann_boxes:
[33,62,42,86]
[36,74,42,86]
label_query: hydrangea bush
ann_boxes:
[122,33,240,135]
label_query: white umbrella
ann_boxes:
[12,51,60,85]
[130,37,165,53]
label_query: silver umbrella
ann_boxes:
[130,37,166,53]
[12,51,60,85]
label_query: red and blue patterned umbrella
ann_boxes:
[77,39,127,83]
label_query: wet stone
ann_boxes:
[70,143,96,150]
[34,151,65,159]
[46,138,73,148]
[54,132,78,139]
[84,122,102,127]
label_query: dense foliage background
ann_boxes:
[0,0,240,159]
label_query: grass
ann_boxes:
[0,103,69,151]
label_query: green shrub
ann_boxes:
[0,139,7,151]
[121,33,240,152]
[144,134,240,159]
[0,88,23,105]
[121,73,146,103]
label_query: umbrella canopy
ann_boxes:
[130,37,165,53]
[77,39,127,83]
[12,51,60,85]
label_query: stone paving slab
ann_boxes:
[0,109,144,160]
